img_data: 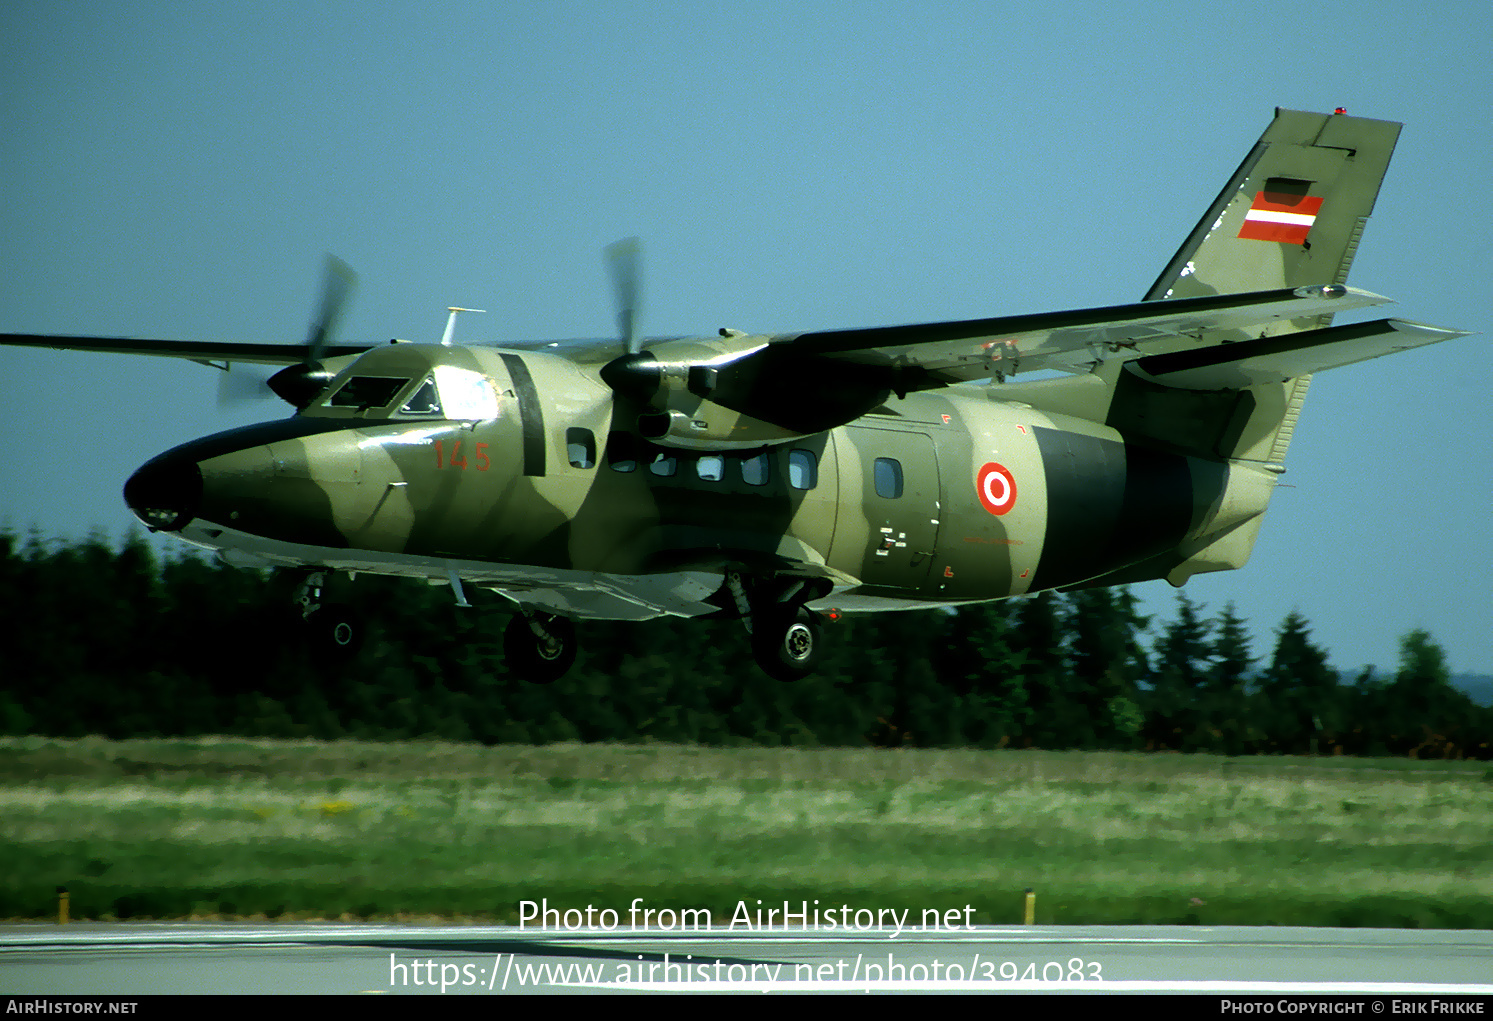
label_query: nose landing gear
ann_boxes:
[294,570,362,662]
[504,611,577,684]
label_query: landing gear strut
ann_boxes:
[294,571,328,620]
[504,611,577,684]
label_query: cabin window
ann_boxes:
[788,449,817,490]
[606,432,638,473]
[328,376,410,410]
[874,457,903,499]
[696,454,724,482]
[398,377,442,416]
[741,452,770,486]
[567,428,596,469]
[648,452,678,477]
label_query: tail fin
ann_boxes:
[1057,110,1449,591]
[1098,111,1404,587]
[1145,109,1401,303]
[1111,110,1404,466]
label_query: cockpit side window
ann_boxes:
[328,376,411,410]
[398,376,443,417]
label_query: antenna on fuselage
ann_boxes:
[441,307,486,346]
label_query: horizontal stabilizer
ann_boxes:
[1127,319,1470,390]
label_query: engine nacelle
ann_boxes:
[633,404,818,450]
[601,333,900,449]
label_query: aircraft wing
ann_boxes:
[774,284,1396,385]
[0,334,372,366]
[0,331,652,368]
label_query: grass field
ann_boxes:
[2,737,1490,928]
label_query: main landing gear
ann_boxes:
[750,604,825,682]
[727,570,829,682]
[498,572,829,685]
[288,568,825,684]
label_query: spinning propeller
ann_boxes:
[217,255,359,409]
[605,236,644,356]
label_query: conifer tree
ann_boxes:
[940,601,1030,747]
[1383,628,1465,757]
[1009,591,1079,747]
[1259,610,1338,754]
[1146,593,1212,750]
[1065,587,1148,748]
[1207,602,1255,754]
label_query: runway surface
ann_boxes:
[4,923,1493,995]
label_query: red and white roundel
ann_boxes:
[976,462,1017,516]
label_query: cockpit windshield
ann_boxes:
[398,376,443,416]
[430,365,499,420]
[327,376,410,410]
[316,364,498,421]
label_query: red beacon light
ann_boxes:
[1333,107,1348,115]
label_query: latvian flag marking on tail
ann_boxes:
[1236,190,1324,244]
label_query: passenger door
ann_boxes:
[841,425,941,593]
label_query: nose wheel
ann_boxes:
[309,606,362,660]
[293,570,362,662]
[504,612,577,684]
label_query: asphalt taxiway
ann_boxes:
[4,923,1493,994]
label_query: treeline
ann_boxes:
[0,531,1487,757]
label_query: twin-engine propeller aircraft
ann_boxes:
[2,109,1469,682]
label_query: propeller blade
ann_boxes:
[604,237,642,354]
[215,363,277,408]
[307,254,357,362]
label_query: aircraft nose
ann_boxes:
[123,451,202,532]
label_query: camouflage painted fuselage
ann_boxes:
[128,340,1276,621]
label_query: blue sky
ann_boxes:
[2,1,1489,674]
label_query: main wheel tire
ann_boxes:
[753,606,822,681]
[504,614,577,684]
